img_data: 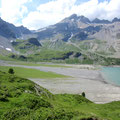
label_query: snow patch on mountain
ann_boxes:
[6,48,12,52]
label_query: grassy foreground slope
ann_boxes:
[0,71,120,120]
[0,66,66,79]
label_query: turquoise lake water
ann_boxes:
[101,67,120,86]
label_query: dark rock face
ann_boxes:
[92,18,111,24]
[83,26,102,33]
[19,55,27,60]
[12,41,19,46]
[72,32,88,41]
[68,14,78,20]
[112,17,120,23]
[10,54,16,58]
[37,27,55,40]
[9,54,27,60]
[28,38,41,46]
[17,25,31,35]
[74,52,82,57]
[0,18,31,39]
[37,22,80,41]
[78,15,91,23]
[92,17,120,24]
[50,52,75,60]
[0,19,16,38]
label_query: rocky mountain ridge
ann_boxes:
[0,17,31,39]
[0,17,32,54]
[0,14,120,58]
[36,14,120,58]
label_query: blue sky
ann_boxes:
[0,0,119,30]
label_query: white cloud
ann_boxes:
[0,0,32,24]
[1,0,120,30]
[75,0,120,20]
[22,0,76,30]
[22,0,120,30]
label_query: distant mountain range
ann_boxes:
[0,14,120,59]
[0,17,31,39]
[35,14,120,58]
[0,17,32,54]
[36,14,120,42]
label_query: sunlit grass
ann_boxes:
[0,66,67,79]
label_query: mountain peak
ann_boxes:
[68,14,90,23]
[78,15,90,23]
[112,17,120,23]
[92,18,110,24]
[62,14,90,24]
[65,14,120,24]
[69,14,78,20]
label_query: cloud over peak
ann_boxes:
[1,0,120,30]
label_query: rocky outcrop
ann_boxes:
[0,17,31,39]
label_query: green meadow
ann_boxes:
[0,71,120,120]
[0,66,67,79]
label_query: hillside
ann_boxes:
[0,14,120,64]
[0,17,31,39]
[0,17,32,55]
[12,38,42,54]
[35,14,120,58]
[0,70,120,120]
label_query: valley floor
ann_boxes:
[1,60,120,104]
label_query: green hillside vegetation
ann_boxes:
[28,50,120,65]
[0,71,120,120]
[28,50,75,61]
[6,37,119,65]
[8,50,74,62]
[0,66,66,79]
[7,50,120,65]
[12,38,42,54]
[41,40,80,51]
[0,38,120,65]
[0,55,14,61]
[0,48,16,61]
[0,48,119,66]
[78,39,115,55]
[0,54,19,62]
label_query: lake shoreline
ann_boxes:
[27,65,120,104]
[1,61,120,103]
[101,66,120,87]
[100,70,120,87]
